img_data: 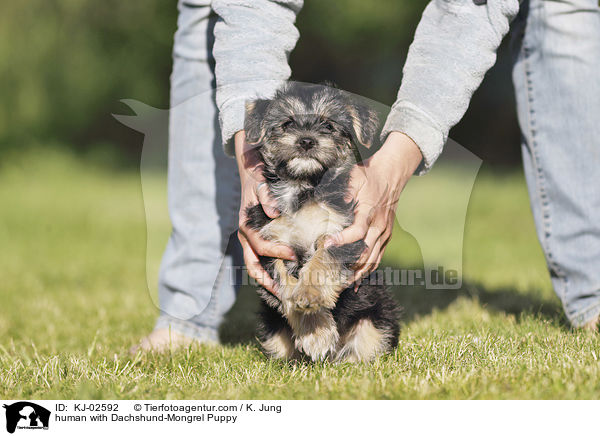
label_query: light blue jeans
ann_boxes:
[156,0,600,339]
[154,2,242,341]
[512,0,600,327]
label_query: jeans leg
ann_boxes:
[512,0,600,326]
[155,0,242,340]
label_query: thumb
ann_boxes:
[324,214,370,248]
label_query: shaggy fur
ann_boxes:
[245,83,401,362]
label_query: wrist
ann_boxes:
[234,130,247,169]
[235,130,264,189]
[376,131,423,181]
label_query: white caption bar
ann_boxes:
[0,400,597,436]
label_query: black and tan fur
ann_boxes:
[245,83,401,362]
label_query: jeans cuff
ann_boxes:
[569,301,600,328]
[154,315,220,343]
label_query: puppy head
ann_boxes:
[245,83,379,181]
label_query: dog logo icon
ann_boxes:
[3,402,50,433]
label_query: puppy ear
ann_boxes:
[244,99,270,143]
[348,102,379,149]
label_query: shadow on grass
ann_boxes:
[219,285,262,345]
[219,263,566,346]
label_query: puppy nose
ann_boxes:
[298,137,315,150]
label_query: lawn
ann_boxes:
[1,148,599,400]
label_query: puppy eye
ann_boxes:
[322,121,334,131]
[281,119,294,130]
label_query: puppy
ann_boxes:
[244,83,401,362]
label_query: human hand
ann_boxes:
[235,131,296,296]
[325,131,423,289]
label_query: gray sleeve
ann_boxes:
[211,0,303,156]
[381,0,520,174]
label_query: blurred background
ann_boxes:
[0,0,521,168]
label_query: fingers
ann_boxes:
[354,224,381,267]
[350,218,393,291]
[325,204,374,248]
[351,237,382,288]
[256,182,280,218]
[241,225,296,261]
[238,231,279,297]
[374,250,385,274]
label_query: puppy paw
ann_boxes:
[260,328,300,360]
[294,322,339,361]
[271,258,299,300]
[287,310,339,361]
[290,266,341,313]
[291,282,328,313]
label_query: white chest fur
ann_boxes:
[260,201,351,252]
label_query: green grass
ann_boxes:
[1,148,599,400]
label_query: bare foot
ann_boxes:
[128,328,216,355]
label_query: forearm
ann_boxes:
[212,0,303,156]
[382,0,520,173]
